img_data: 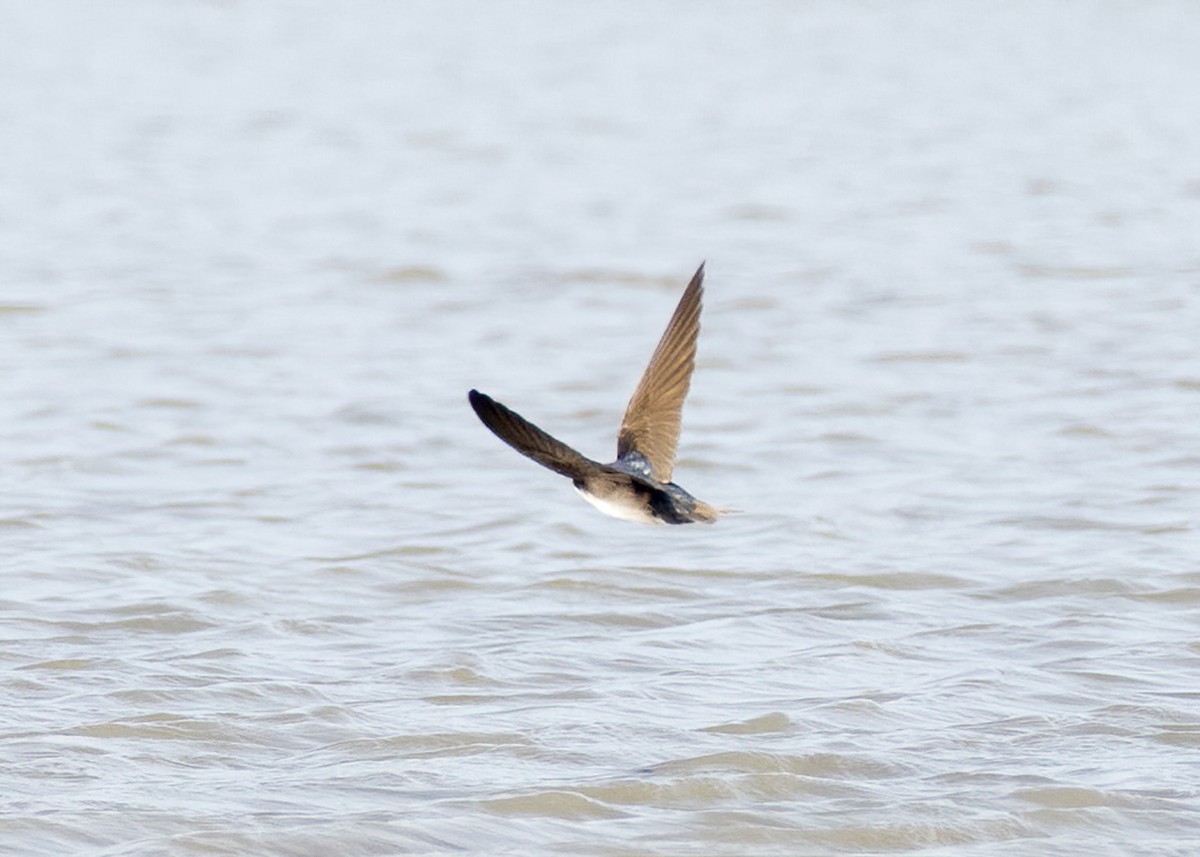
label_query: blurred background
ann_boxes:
[2,2,1198,855]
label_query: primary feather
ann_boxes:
[616,263,704,483]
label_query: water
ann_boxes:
[2,2,1199,854]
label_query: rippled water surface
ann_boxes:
[3,2,1199,855]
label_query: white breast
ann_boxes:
[575,486,664,525]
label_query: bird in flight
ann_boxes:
[468,263,719,525]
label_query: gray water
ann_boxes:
[2,2,1199,855]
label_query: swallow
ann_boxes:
[468,263,719,525]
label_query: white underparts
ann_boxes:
[575,485,664,525]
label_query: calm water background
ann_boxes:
[2,2,1199,854]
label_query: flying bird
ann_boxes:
[468,263,719,525]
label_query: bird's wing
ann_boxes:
[616,262,704,483]
[469,389,602,480]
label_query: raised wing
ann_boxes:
[616,263,704,482]
[469,389,602,480]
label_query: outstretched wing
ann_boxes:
[616,263,704,483]
[469,389,602,480]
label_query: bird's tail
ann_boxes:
[691,500,725,523]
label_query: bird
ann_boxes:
[468,262,719,525]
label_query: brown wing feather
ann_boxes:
[616,263,704,482]
[468,389,601,480]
